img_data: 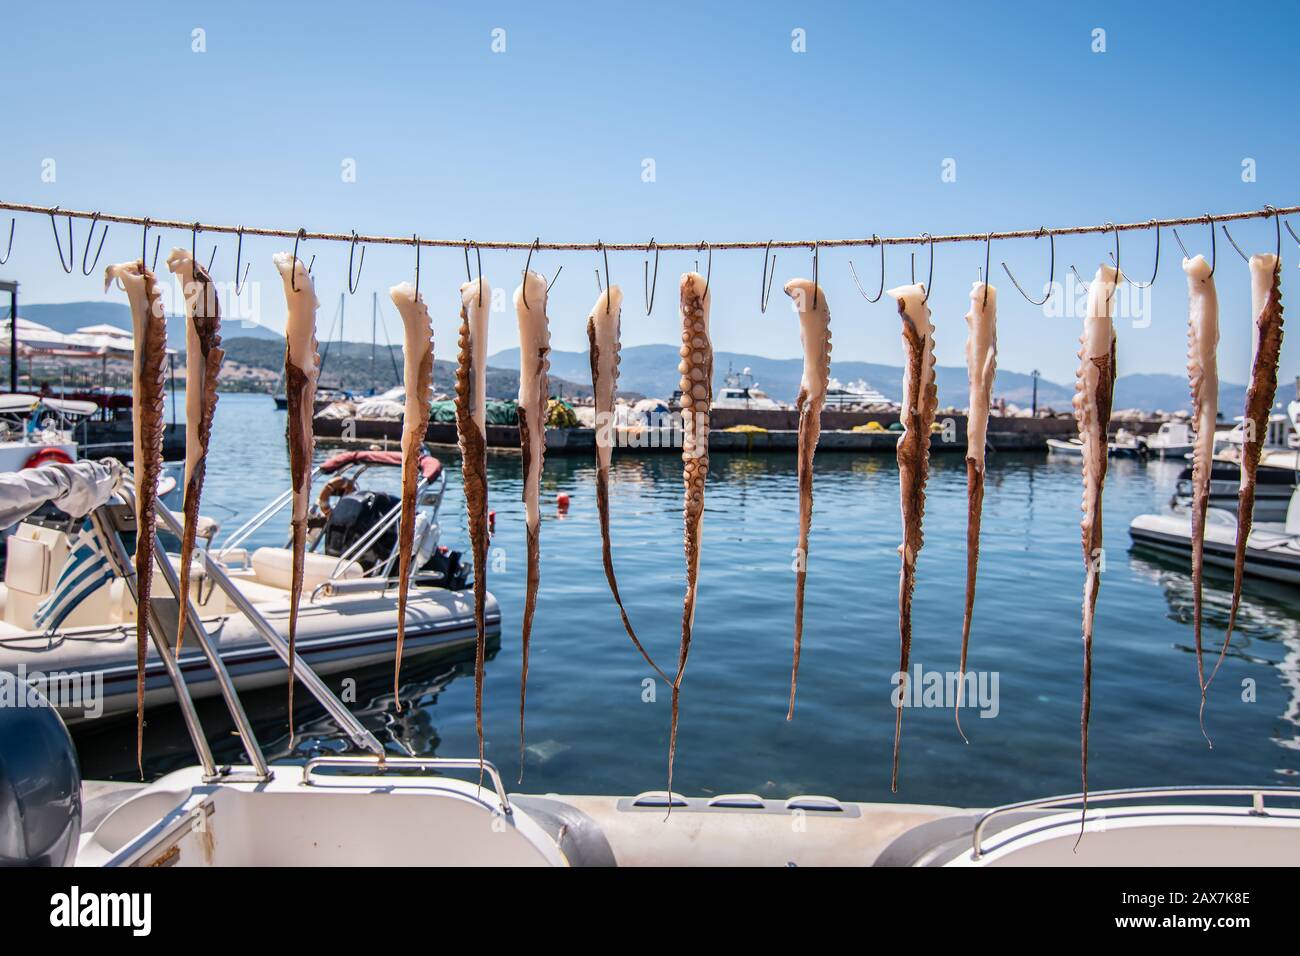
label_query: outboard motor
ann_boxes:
[0,671,82,866]
[321,489,401,571]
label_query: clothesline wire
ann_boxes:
[0,199,1296,254]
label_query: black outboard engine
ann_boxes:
[321,490,401,571]
[0,671,82,866]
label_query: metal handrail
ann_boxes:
[150,496,385,756]
[300,755,512,816]
[216,466,323,554]
[971,785,1300,860]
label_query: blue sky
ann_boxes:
[1,1,1297,386]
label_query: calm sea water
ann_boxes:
[75,393,1300,807]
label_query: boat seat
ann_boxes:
[249,547,363,593]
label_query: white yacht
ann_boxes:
[711,367,789,411]
[824,377,895,409]
[0,393,89,471]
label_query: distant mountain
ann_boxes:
[2,301,284,344]
[219,337,594,399]
[488,344,1245,414]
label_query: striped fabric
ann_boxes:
[33,527,114,633]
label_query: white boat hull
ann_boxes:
[1128,512,1300,584]
[1,586,500,722]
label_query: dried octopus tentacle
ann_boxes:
[1181,254,1219,741]
[588,286,670,681]
[1073,264,1121,846]
[887,282,937,792]
[668,271,711,801]
[389,281,434,707]
[956,281,997,742]
[455,276,492,771]
[1206,255,1284,707]
[274,251,320,741]
[514,270,550,777]
[783,277,831,719]
[104,259,167,775]
[165,248,223,656]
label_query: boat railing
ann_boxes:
[106,485,270,782]
[143,487,386,758]
[970,785,1300,860]
[330,468,445,581]
[301,755,512,816]
[215,466,324,556]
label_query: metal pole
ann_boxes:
[151,499,384,756]
[146,526,271,781]
[89,506,218,779]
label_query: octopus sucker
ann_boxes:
[513,271,550,776]
[273,252,320,741]
[1206,254,1284,712]
[104,259,167,775]
[1181,254,1219,738]
[956,282,996,742]
[887,282,938,792]
[454,276,492,772]
[783,278,831,720]
[1073,264,1122,841]
[389,281,434,708]
[165,248,223,657]
[668,271,712,801]
[588,286,669,682]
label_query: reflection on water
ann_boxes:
[72,395,1300,802]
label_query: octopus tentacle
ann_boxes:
[454,277,492,772]
[887,282,937,792]
[514,271,550,778]
[588,287,669,681]
[165,248,223,657]
[668,272,711,802]
[389,282,434,707]
[1206,255,1284,711]
[783,278,831,719]
[1181,254,1219,742]
[104,259,167,776]
[956,282,996,742]
[1073,264,1121,846]
[274,252,320,742]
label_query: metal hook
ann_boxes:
[191,222,216,277]
[522,238,542,308]
[290,228,306,292]
[848,235,885,303]
[1265,205,1283,260]
[1121,220,1159,289]
[1172,214,1216,278]
[811,242,820,309]
[1284,218,1300,250]
[50,207,73,274]
[698,241,711,299]
[596,241,610,313]
[233,226,251,295]
[1069,222,1120,305]
[0,218,12,266]
[347,230,366,295]
[191,223,210,318]
[140,218,160,272]
[1220,224,1249,264]
[760,240,777,313]
[80,211,109,276]
[1001,227,1055,306]
[412,235,420,299]
[547,265,563,293]
[464,240,482,306]
[644,238,659,316]
[910,232,934,302]
[981,232,991,307]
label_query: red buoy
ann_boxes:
[23,447,75,469]
[557,493,570,513]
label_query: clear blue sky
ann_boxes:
[1,1,1297,386]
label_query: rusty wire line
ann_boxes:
[2,199,1296,255]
